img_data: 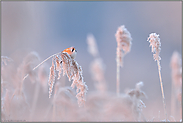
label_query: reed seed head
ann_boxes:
[115,25,132,67]
[147,33,161,61]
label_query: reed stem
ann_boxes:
[116,55,120,96]
[157,60,167,121]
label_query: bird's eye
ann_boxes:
[71,48,75,52]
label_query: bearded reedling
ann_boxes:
[22,46,87,107]
[60,47,77,63]
[23,46,77,81]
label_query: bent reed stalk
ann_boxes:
[23,52,61,81]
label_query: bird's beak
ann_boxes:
[75,49,77,52]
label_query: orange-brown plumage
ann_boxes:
[62,46,77,59]
[62,48,72,55]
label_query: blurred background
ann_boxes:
[1,1,182,121]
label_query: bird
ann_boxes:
[60,46,77,63]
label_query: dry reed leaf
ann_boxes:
[126,81,147,121]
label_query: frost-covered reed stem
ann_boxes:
[157,60,167,120]
[147,33,167,121]
[116,52,120,96]
[115,25,132,96]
